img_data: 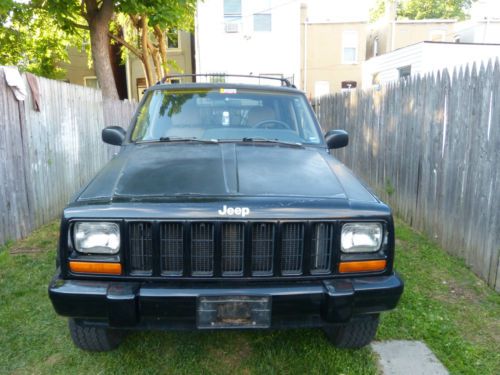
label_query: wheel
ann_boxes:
[323,314,379,349]
[68,318,125,352]
[253,120,289,129]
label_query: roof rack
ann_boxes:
[159,74,295,88]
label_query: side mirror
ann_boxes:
[325,129,349,149]
[102,126,126,146]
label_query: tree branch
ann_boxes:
[64,19,90,30]
[80,0,86,19]
[108,32,142,59]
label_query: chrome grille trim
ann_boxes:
[221,223,244,276]
[129,222,153,275]
[191,223,214,276]
[281,223,304,275]
[160,222,184,276]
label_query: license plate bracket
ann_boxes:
[197,296,271,329]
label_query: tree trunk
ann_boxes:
[86,0,119,99]
[154,26,168,74]
[140,16,154,86]
[148,41,163,82]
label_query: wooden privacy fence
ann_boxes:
[317,60,500,291]
[0,69,136,246]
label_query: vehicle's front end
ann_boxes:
[49,77,403,351]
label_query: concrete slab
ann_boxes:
[371,340,449,375]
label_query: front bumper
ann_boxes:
[48,273,404,329]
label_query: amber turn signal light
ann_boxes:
[69,261,122,275]
[339,260,387,273]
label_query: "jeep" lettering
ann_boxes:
[218,205,250,217]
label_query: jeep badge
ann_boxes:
[218,205,250,217]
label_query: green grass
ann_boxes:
[0,219,498,374]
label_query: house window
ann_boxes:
[342,31,358,64]
[224,0,242,33]
[84,76,99,89]
[254,13,271,32]
[136,78,147,101]
[210,74,226,83]
[398,65,411,79]
[252,1,272,32]
[340,81,357,93]
[167,30,179,49]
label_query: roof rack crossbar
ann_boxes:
[159,74,295,88]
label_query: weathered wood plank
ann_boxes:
[0,69,137,246]
[316,59,500,291]
[0,69,32,244]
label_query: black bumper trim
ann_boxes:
[49,273,404,329]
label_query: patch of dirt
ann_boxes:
[208,336,252,370]
[44,353,63,366]
[395,239,417,252]
[432,279,500,347]
[484,320,500,344]
[9,247,44,255]
[433,279,484,305]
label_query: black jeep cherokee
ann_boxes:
[49,75,403,351]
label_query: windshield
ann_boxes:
[131,88,322,145]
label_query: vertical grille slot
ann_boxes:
[191,223,214,276]
[221,223,244,276]
[310,223,334,274]
[129,222,153,275]
[281,223,304,275]
[252,223,275,276]
[160,223,184,276]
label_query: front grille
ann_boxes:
[160,223,184,276]
[191,223,214,276]
[252,223,274,276]
[310,223,334,274]
[281,223,304,275]
[221,223,244,276]
[129,222,153,275]
[128,221,337,277]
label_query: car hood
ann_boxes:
[76,143,378,203]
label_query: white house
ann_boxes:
[454,20,500,44]
[362,41,500,88]
[195,0,302,86]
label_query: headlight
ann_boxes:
[74,222,120,254]
[341,223,383,253]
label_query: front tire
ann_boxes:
[323,314,379,349]
[68,319,125,352]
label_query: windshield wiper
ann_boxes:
[158,137,218,143]
[240,137,304,148]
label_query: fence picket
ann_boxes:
[316,60,500,291]
[0,70,136,246]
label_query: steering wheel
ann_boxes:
[253,120,289,129]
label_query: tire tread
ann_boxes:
[68,319,124,352]
[324,314,379,349]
